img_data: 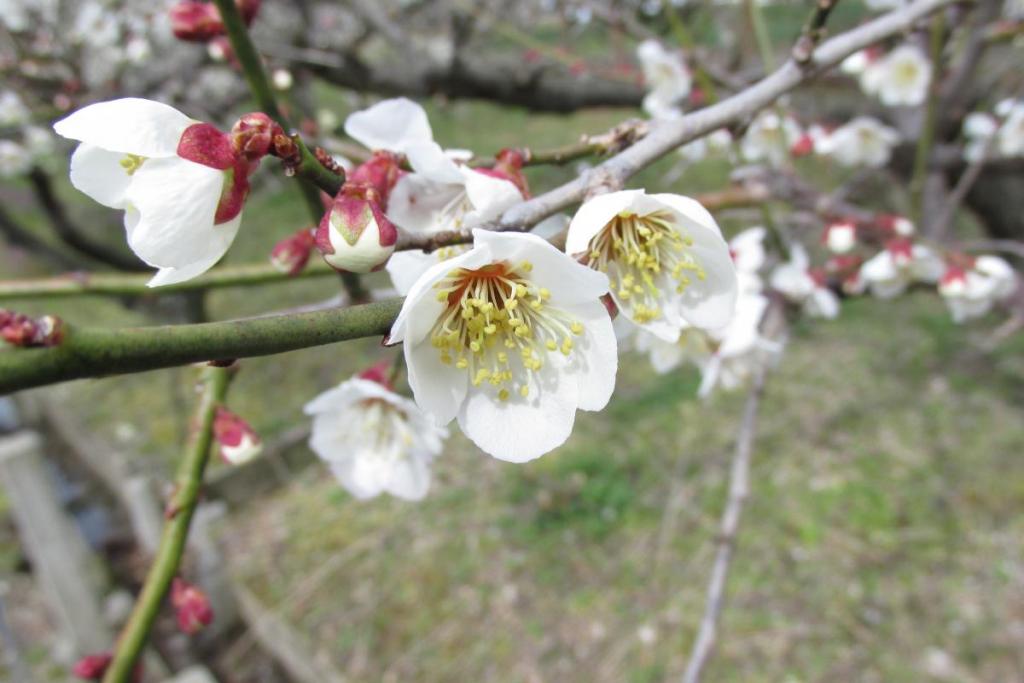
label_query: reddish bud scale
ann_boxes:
[489,148,530,197]
[347,151,402,205]
[72,653,143,683]
[0,310,63,347]
[178,123,236,170]
[825,254,862,277]
[230,112,282,161]
[178,122,262,225]
[169,0,260,43]
[808,267,829,288]
[884,236,914,264]
[940,265,968,287]
[270,228,316,276]
[358,359,395,390]
[171,578,214,635]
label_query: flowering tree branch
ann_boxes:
[0,261,337,300]
[680,367,767,683]
[101,364,231,683]
[792,0,843,64]
[0,299,401,394]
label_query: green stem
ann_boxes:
[746,0,776,71]
[101,365,231,683]
[0,298,402,394]
[0,262,336,300]
[210,0,344,215]
[910,14,946,224]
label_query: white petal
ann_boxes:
[68,143,132,209]
[457,361,579,463]
[53,98,192,157]
[460,168,522,223]
[385,249,447,296]
[405,337,469,427]
[383,458,431,501]
[649,192,723,238]
[387,174,462,234]
[406,140,464,183]
[565,190,644,257]
[344,97,434,153]
[125,157,231,268]
[567,299,617,412]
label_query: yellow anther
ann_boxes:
[570,321,583,335]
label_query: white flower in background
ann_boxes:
[859,238,944,299]
[637,39,692,120]
[861,45,931,107]
[821,116,900,167]
[389,230,616,463]
[23,126,54,159]
[741,111,803,166]
[769,245,840,319]
[938,256,1017,323]
[345,97,523,236]
[53,98,256,286]
[271,68,294,91]
[840,49,873,76]
[997,102,1024,157]
[962,111,998,162]
[822,221,857,254]
[0,140,31,178]
[305,369,447,501]
[698,293,782,397]
[566,190,737,342]
[729,226,767,294]
[0,91,29,128]
[678,128,733,162]
[626,321,714,375]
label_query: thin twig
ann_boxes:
[681,369,767,683]
[101,365,232,683]
[793,0,842,64]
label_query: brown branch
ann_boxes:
[681,368,767,683]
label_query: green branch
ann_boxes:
[101,365,231,683]
[0,262,336,300]
[211,0,362,299]
[0,298,402,394]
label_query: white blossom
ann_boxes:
[0,140,31,178]
[388,230,617,463]
[566,190,737,342]
[637,40,692,120]
[769,245,839,319]
[859,239,944,299]
[305,376,447,501]
[53,98,250,286]
[938,256,1017,323]
[820,116,900,167]
[729,226,768,294]
[741,111,802,166]
[698,294,782,397]
[861,45,932,107]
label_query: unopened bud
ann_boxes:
[878,214,914,237]
[790,133,815,158]
[0,310,63,347]
[315,184,397,273]
[488,148,530,197]
[347,151,402,204]
[822,221,857,254]
[237,0,261,24]
[230,112,282,161]
[72,653,143,683]
[270,227,315,276]
[171,578,214,635]
[213,406,262,465]
[169,1,222,42]
[358,359,394,389]
[938,265,968,297]
[885,237,914,266]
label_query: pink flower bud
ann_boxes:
[790,133,815,157]
[72,653,143,683]
[487,148,530,197]
[315,184,397,273]
[169,1,222,42]
[358,359,394,390]
[877,214,915,237]
[270,228,315,276]
[885,237,914,266]
[938,265,968,296]
[0,310,63,347]
[230,112,282,161]
[237,0,261,24]
[347,151,402,205]
[822,221,857,254]
[171,578,214,635]
[213,406,262,465]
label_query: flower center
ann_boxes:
[119,154,145,175]
[430,260,584,401]
[585,210,705,323]
[351,399,413,461]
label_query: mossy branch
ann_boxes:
[0,299,402,394]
